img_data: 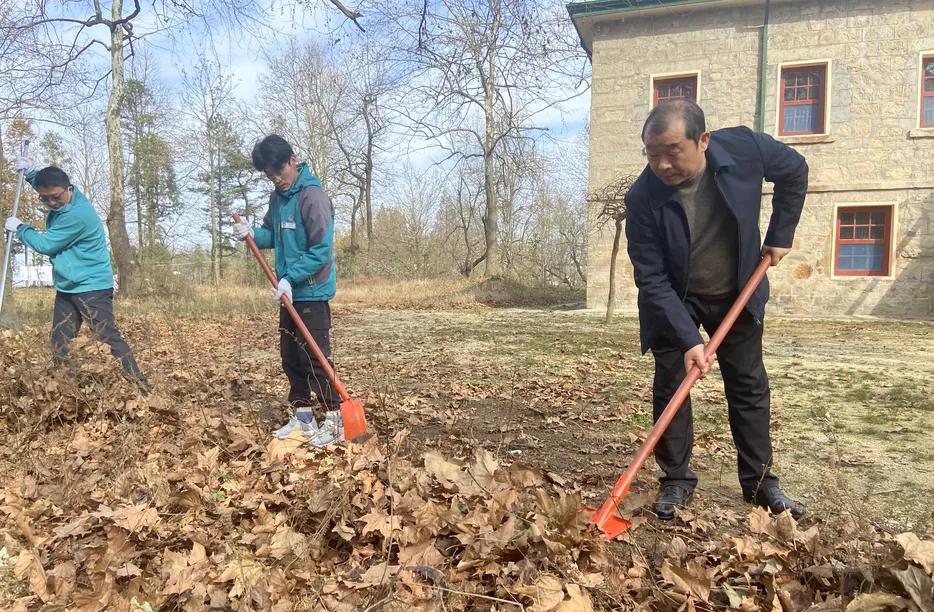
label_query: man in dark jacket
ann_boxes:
[625,99,807,520]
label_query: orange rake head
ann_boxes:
[583,504,634,540]
[341,397,368,441]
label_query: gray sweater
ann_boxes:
[677,164,738,297]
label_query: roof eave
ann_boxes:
[567,0,758,57]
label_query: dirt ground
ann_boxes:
[214,305,934,535]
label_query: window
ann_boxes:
[834,207,892,277]
[779,64,826,135]
[653,75,698,106]
[922,56,934,127]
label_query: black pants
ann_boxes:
[279,301,339,411]
[652,294,778,496]
[52,289,148,387]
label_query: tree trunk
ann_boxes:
[363,96,375,253]
[481,6,500,277]
[481,92,498,277]
[605,218,623,324]
[147,170,156,249]
[133,125,143,258]
[209,143,220,285]
[105,1,139,294]
[349,199,358,255]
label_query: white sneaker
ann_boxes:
[307,410,343,447]
[273,411,319,440]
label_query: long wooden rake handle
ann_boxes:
[589,256,772,531]
[233,213,352,403]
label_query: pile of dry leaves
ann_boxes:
[1,326,933,611]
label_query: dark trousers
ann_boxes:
[279,301,339,411]
[52,289,148,387]
[652,294,778,495]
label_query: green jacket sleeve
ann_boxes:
[17,212,84,257]
[253,199,274,249]
[284,187,333,286]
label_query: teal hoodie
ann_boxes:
[17,172,114,293]
[253,164,336,302]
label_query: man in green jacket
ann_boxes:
[233,135,341,446]
[5,162,149,393]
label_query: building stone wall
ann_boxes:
[587,0,934,318]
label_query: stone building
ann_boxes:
[569,0,933,318]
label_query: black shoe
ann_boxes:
[654,484,693,520]
[745,485,805,520]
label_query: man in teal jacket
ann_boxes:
[5,163,149,392]
[233,135,341,446]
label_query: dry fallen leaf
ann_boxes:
[660,559,713,603]
[889,564,934,611]
[513,574,566,612]
[397,538,445,567]
[14,549,49,602]
[216,555,263,599]
[844,592,911,612]
[554,584,595,612]
[107,504,160,533]
[896,533,934,574]
[423,451,481,495]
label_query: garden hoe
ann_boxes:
[585,256,772,540]
[233,213,368,441]
[0,140,29,325]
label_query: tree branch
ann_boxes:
[328,0,364,32]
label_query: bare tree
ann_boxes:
[181,59,239,285]
[2,0,362,292]
[260,41,343,191]
[326,40,397,257]
[432,158,486,276]
[590,174,635,323]
[496,135,543,273]
[5,1,196,292]
[374,0,588,277]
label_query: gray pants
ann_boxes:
[52,289,148,389]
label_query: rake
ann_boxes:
[586,256,772,539]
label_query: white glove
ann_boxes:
[232,219,252,240]
[5,216,23,233]
[275,278,292,304]
[13,156,34,174]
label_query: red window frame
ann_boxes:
[922,56,934,128]
[653,75,698,106]
[779,64,827,136]
[834,206,892,277]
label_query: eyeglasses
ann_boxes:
[38,189,69,204]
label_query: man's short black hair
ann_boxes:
[33,166,71,190]
[251,134,294,172]
[641,99,707,143]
